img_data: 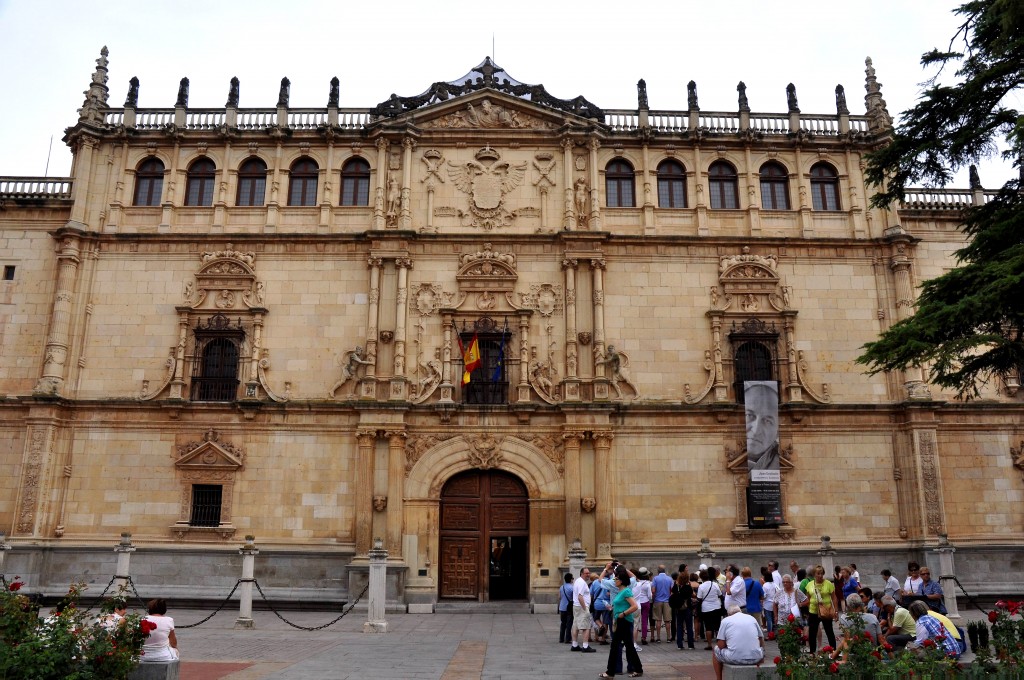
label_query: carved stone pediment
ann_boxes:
[719,247,780,295]
[420,96,557,130]
[457,242,518,292]
[175,440,244,473]
[185,248,262,311]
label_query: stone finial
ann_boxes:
[786,83,799,113]
[226,77,240,108]
[175,77,190,108]
[79,46,110,122]
[737,81,749,112]
[687,80,699,111]
[124,77,139,108]
[969,164,982,189]
[637,78,648,110]
[277,77,291,108]
[328,76,340,108]
[835,84,849,115]
[864,56,893,130]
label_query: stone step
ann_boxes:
[434,601,533,614]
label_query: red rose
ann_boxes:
[767,631,776,640]
[774,656,782,664]
[821,645,833,653]
[800,635,809,643]
[8,581,22,592]
[936,634,946,642]
[788,613,796,622]
[883,642,893,651]
[829,662,839,673]
[996,600,1007,610]
[872,651,882,659]
[989,611,999,623]
[923,639,935,647]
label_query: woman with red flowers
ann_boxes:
[141,598,179,662]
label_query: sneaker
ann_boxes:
[580,646,597,653]
[635,644,642,652]
[570,646,581,652]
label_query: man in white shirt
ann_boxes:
[881,569,901,599]
[712,605,764,680]
[769,561,784,591]
[570,567,596,653]
[724,564,746,611]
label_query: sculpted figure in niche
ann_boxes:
[414,351,442,402]
[386,175,400,225]
[745,381,780,471]
[328,346,373,398]
[595,344,640,400]
[529,352,558,403]
[574,178,589,226]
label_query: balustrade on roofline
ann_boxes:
[0,177,73,199]
[901,188,998,210]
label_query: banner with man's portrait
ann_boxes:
[744,380,783,527]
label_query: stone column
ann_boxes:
[795,147,813,237]
[355,429,378,556]
[562,258,580,401]
[567,539,587,579]
[816,535,836,577]
[592,257,607,381]
[364,257,382,397]
[400,138,414,229]
[709,313,728,402]
[391,258,411,399]
[245,311,265,398]
[384,430,406,555]
[933,534,960,618]
[561,138,576,230]
[34,234,82,396]
[641,142,654,234]
[69,137,98,227]
[782,313,802,403]
[113,532,135,594]
[0,532,9,578]
[373,139,388,230]
[169,310,190,400]
[363,538,389,633]
[235,535,259,629]
[516,312,532,403]
[563,432,585,549]
[744,146,760,235]
[592,432,614,560]
[588,139,601,231]
[889,236,930,399]
[438,311,455,403]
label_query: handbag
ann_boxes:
[814,584,835,619]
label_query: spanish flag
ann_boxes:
[462,334,481,384]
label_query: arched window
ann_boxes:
[236,158,267,207]
[709,161,739,209]
[133,158,164,206]
[288,157,319,206]
[605,159,636,208]
[759,162,790,210]
[340,157,371,206]
[657,160,687,208]
[184,158,216,207]
[191,337,240,401]
[810,162,841,211]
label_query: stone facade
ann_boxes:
[0,52,1021,608]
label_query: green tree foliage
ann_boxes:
[858,0,1024,398]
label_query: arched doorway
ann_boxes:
[439,469,528,601]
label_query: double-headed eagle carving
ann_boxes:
[447,146,526,228]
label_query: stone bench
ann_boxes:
[724,662,776,680]
[127,660,180,680]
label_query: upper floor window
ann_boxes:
[657,160,687,208]
[288,157,319,206]
[460,334,509,405]
[340,158,371,206]
[708,161,739,209]
[759,162,790,210]
[605,159,636,208]
[189,484,223,527]
[733,341,775,404]
[810,162,841,211]
[184,158,216,207]
[133,158,164,207]
[190,314,245,402]
[236,158,267,207]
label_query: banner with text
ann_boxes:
[745,380,783,527]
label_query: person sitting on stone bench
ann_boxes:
[712,604,764,680]
[141,598,179,662]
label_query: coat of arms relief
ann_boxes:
[447,146,529,230]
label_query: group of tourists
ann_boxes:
[557,558,961,678]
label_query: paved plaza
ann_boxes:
[168,606,986,680]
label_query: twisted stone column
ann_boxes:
[35,234,82,396]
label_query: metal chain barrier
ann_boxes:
[123,575,151,612]
[176,579,244,629]
[952,575,991,616]
[252,579,368,631]
[79,575,118,615]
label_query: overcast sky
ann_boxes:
[0,0,1013,187]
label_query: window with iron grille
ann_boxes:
[189,314,244,401]
[460,333,510,405]
[189,484,222,527]
[728,319,782,403]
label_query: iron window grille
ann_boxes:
[728,318,783,403]
[189,313,245,402]
[458,318,511,405]
[189,484,223,527]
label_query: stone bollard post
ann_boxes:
[816,535,836,577]
[235,535,259,629]
[113,532,136,595]
[567,538,587,581]
[363,537,388,633]
[934,533,961,619]
[0,532,10,580]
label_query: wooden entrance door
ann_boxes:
[439,470,528,600]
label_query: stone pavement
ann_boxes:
[170,607,987,680]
